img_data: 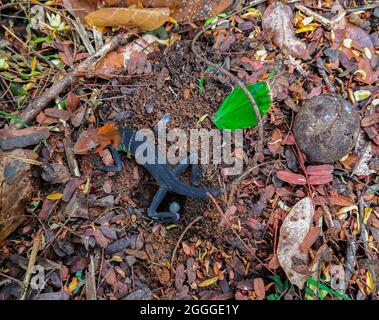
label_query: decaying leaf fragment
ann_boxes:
[277,197,314,289]
[85,7,170,31]
[262,2,308,58]
[0,149,38,243]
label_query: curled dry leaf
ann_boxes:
[262,2,308,59]
[276,170,307,185]
[85,7,170,31]
[106,0,233,22]
[277,197,314,289]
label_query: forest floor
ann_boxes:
[0,0,378,300]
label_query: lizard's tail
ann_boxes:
[163,173,222,199]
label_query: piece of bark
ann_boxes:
[0,127,49,150]
[0,149,39,243]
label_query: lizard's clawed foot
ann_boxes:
[97,145,123,172]
[147,155,201,223]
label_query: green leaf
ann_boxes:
[267,293,280,300]
[305,277,351,300]
[204,16,219,28]
[213,81,272,130]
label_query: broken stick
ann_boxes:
[11,33,132,129]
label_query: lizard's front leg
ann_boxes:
[97,145,123,172]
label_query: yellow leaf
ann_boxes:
[31,56,37,72]
[295,25,317,33]
[110,255,123,263]
[366,271,374,294]
[199,276,219,287]
[85,8,170,31]
[363,208,372,224]
[46,192,63,200]
[167,17,178,25]
[67,277,79,293]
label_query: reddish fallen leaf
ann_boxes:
[62,178,85,203]
[63,0,98,22]
[268,128,283,155]
[66,92,80,113]
[182,242,195,256]
[253,278,265,300]
[268,254,281,270]
[38,199,56,221]
[329,191,356,207]
[308,174,333,185]
[276,171,307,185]
[219,205,236,227]
[306,164,334,176]
[91,228,110,248]
[175,263,186,290]
[0,127,50,150]
[55,41,74,67]
[262,2,308,58]
[36,112,59,125]
[45,108,72,121]
[299,226,321,253]
[361,114,379,127]
[128,51,148,75]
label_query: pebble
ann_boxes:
[94,195,115,207]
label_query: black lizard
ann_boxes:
[74,124,221,222]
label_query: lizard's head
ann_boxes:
[74,124,121,155]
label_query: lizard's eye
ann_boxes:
[87,141,98,152]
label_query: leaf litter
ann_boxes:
[0,0,378,301]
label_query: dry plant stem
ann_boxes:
[357,193,373,259]
[191,0,265,166]
[170,216,203,272]
[294,4,332,27]
[11,33,132,129]
[63,137,81,177]
[85,255,97,300]
[346,3,379,12]
[207,193,274,274]
[21,229,42,300]
[316,58,337,96]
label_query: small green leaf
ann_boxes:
[197,114,208,125]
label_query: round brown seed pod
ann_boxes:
[293,95,359,164]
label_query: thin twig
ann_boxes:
[20,229,42,300]
[170,216,203,272]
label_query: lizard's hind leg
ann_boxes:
[147,186,180,223]
[173,153,201,186]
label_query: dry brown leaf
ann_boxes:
[107,0,232,22]
[276,170,307,185]
[253,278,266,300]
[0,149,38,243]
[277,197,314,289]
[262,2,308,59]
[63,0,98,22]
[0,127,50,150]
[299,226,321,253]
[85,7,170,31]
